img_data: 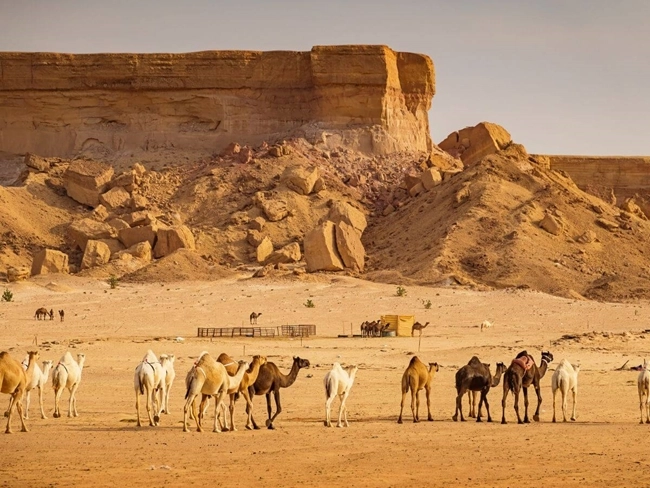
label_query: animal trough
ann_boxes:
[281,324,316,337]
[380,315,415,337]
[197,327,276,338]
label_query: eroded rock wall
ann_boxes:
[0,45,434,157]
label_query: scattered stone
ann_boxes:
[222,142,241,156]
[114,241,152,262]
[312,177,325,193]
[539,214,562,235]
[591,204,604,215]
[439,122,512,165]
[265,242,301,265]
[109,170,140,192]
[328,202,367,236]
[153,225,195,258]
[247,230,265,247]
[63,159,114,207]
[455,183,471,204]
[122,211,154,228]
[382,204,395,216]
[96,238,125,255]
[335,221,365,271]
[230,211,250,225]
[99,186,132,211]
[81,240,111,270]
[253,264,274,277]
[132,163,146,177]
[281,165,320,195]
[256,236,274,263]
[421,168,442,190]
[108,218,131,232]
[118,224,158,248]
[304,221,344,272]
[404,174,421,191]
[576,230,597,244]
[254,193,289,222]
[408,182,425,197]
[91,204,109,221]
[24,153,50,172]
[67,218,114,251]
[249,217,266,231]
[6,266,29,282]
[622,198,647,220]
[131,194,149,210]
[596,218,619,231]
[31,249,69,276]
[238,146,253,164]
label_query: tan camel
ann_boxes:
[397,356,439,423]
[216,354,267,431]
[182,352,231,433]
[452,357,506,422]
[411,321,430,337]
[501,350,554,424]
[248,356,311,429]
[1,351,38,433]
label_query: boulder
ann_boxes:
[335,221,365,271]
[455,184,471,204]
[118,224,158,249]
[265,242,301,265]
[238,146,254,164]
[6,266,29,282]
[327,202,367,236]
[247,230,265,247]
[421,168,442,190]
[254,193,289,222]
[114,241,152,262]
[63,159,114,207]
[249,217,266,231]
[91,204,109,221]
[97,238,125,255]
[539,214,562,235]
[99,186,131,211]
[132,163,146,177]
[153,225,195,258]
[281,165,320,195]
[408,182,425,197]
[123,211,154,228]
[230,211,250,225]
[439,122,512,166]
[596,218,619,231]
[382,204,395,216]
[67,218,114,250]
[24,153,50,172]
[256,236,274,263]
[108,218,131,232]
[109,170,140,192]
[304,221,344,272]
[253,264,274,278]
[130,194,149,210]
[222,142,241,156]
[81,240,111,270]
[622,198,647,220]
[31,249,69,276]
[576,230,597,244]
[312,177,325,193]
[404,174,421,191]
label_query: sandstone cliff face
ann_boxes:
[0,45,434,157]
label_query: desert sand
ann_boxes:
[1,274,650,487]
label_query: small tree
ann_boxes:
[421,299,432,309]
[107,275,119,289]
[396,286,407,297]
[304,299,315,308]
[1,289,13,302]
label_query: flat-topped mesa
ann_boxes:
[0,45,435,157]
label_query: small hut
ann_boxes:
[380,315,415,337]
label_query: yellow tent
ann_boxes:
[381,315,415,337]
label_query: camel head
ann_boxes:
[541,351,554,365]
[27,350,40,364]
[293,356,310,369]
[252,355,267,367]
[77,353,86,368]
[345,364,359,376]
[428,362,439,373]
[42,360,54,375]
[573,363,581,373]
[495,362,506,375]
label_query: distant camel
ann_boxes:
[133,350,166,427]
[397,356,439,424]
[250,312,262,325]
[452,357,506,422]
[58,310,65,322]
[49,309,54,320]
[501,350,553,424]
[183,351,230,433]
[248,356,310,430]
[52,352,86,418]
[0,351,37,433]
[552,359,580,423]
[159,354,175,415]
[324,363,358,428]
[34,308,48,320]
[411,321,430,337]
[480,320,492,331]
[638,359,650,424]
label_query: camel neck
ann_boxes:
[491,369,505,387]
[539,359,549,378]
[279,360,300,388]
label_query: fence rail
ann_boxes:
[196,324,316,338]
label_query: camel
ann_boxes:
[183,351,232,433]
[1,351,38,433]
[411,321,430,337]
[58,310,65,322]
[159,354,175,414]
[249,312,262,325]
[324,363,359,427]
[23,359,53,419]
[200,359,249,431]
[397,356,439,424]
[501,350,554,424]
[452,357,506,422]
[637,359,650,424]
[480,320,492,331]
[248,356,310,430]
[52,352,86,418]
[133,350,167,427]
[552,359,580,423]
[34,307,48,320]
[49,309,54,320]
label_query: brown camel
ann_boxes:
[216,353,267,431]
[411,321,430,337]
[49,309,54,320]
[452,357,506,422]
[1,350,38,433]
[249,312,262,325]
[397,356,439,424]
[501,350,554,424]
[58,310,65,322]
[247,356,310,430]
[34,308,48,320]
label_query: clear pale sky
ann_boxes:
[1,0,649,155]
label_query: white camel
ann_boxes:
[324,363,359,428]
[159,354,176,415]
[134,350,167,427]
[23,358,53,419]
[551,359,580,422]
[637,359,650,424]
[214,360,252,431]
[52,352,85,418]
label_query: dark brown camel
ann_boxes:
[501,350,554,424]
[58,310,65,322]
[411,321,430,337]
[247,356,310,429]
[249,312,262,325]
[452,357,506,422]
[34,308,48,320]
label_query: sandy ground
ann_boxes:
[2,275,650,487]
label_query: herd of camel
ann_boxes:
[360,320,430,338]
[6,344,638,435]
[33,308,64,322]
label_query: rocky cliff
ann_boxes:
[0,45,434,158]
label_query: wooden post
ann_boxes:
[418,334,422,353]
[243,345,246,357]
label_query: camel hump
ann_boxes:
[60,351,74,364]
[408,356,420,366]
[515,350,529,359]
[467,356,482,367]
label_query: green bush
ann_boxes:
[107,275,119,289]
[1,289,13,302]
[396,286,407,297]
[304,299,315,308]
[421,299,432,309]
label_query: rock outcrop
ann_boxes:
[63,160,114,207]
[439,122,511,166]
[0,46,435,157]
[81,240,111,270]
[31,249,69,275]
[304,222,345,272]
[153,225,195,258]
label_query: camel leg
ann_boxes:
[552,387,557,423]
[501,384,509,424]
[247,386,260,429]
[453,388,465,422]
[562,387,568,422]
[646,394,650,424]
[513,388,523,424]
[144,386,154,426]
[212,390,226,433]
[571,387,577,422]
[397,389,408,424]
[522,387,530,423]
[154,385,165,425]
[411,387,418,423]
[135,390,142,427]
[241,390,255,430]
[228,394,237,432]
[533,384,542,422]
[24,390,31,420]
[6,390,27,433]
[267,389,282,429]
[163,387,171,414]
[341,393,350,427]
[640,391,645,424]
[425,385,433,422]
[337,392,350,428]
[325,393,334,427]
[483,391,492,422]
[477,391,487,422]
[53,386,64,419]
